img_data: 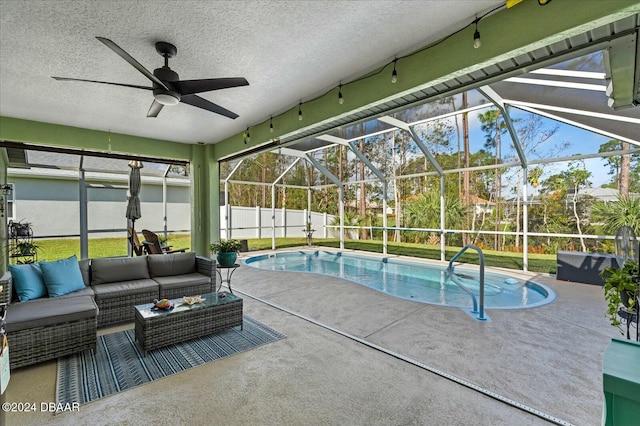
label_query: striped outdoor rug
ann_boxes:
[56,316,285,408]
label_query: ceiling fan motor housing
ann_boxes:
[153,66,180,105]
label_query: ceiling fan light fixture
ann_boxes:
[154,93,180,106]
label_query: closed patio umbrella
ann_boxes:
[126,161,143,255]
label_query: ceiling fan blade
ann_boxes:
[52,76,152,91]
[176,78,249,95]
[181,94,239,119]
[96,37,169,90]
[147,100,164,118]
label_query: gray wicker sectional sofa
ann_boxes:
[1,252,216,369]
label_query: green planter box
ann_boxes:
[603,338,640,425]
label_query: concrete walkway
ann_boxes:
[5,248,618,425]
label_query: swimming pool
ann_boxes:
[244,250,555,309]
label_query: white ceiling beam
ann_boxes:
[512,104,640,147]
[276,147,308,158]
[506,100,640,124]
[377,116,411,132]
[504,77,606,92]
[316,135,350,146]
[530,69,606,79]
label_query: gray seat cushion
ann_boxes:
[153,273,211,291]
[91,279,158,301]
[91,256,150,285]
[56,287,95,299]
[148,252,196,277]
[6,295,97,333]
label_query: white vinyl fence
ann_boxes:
[220,206,335,240]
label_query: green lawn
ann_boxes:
[32,234,192,262]
[32,235,556,274]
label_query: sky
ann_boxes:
[465,106,618,190]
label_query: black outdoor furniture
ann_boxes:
[556,251,619,285]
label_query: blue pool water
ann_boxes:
[244,251,555,309]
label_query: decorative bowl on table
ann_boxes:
[183,295,205,305]
[152,298,174,310]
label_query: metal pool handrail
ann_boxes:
[446,244,487,321]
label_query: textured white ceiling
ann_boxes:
[0,0,503,144]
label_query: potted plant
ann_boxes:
[209,239,242,267]
[159,234,170,249]
[8,219,32,238]
[602,261,639,336]
[12,241,39,263]
[15,241,38,255]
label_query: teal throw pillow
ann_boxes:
[8,263,48,302]
[40,255,86,297]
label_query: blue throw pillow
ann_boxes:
[40,255,86,297]
[8,263,48,302]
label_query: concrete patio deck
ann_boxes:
[5,248,619,425]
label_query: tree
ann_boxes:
[509,114,560,247]
[329,210,361,239]
[528,167,543,193]
[599,139,640,194]
[223,153,283,208]
[389,130,418,242]
[478,109,507,251]
[461,92,471,245]
[537,161,593,251]
[359,138,367,239]
[405,192,467,244]
[591,195,640,236]
[565,162,592,251]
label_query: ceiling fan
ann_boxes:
[53,37,249,119]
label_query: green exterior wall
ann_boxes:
[0,117,191,161]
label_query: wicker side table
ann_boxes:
[134,292,243,356]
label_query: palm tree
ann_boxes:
[329,210,362,239]
[591,195,640,236]
[405,192,467,244]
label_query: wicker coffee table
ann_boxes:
[134,291,243,356]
